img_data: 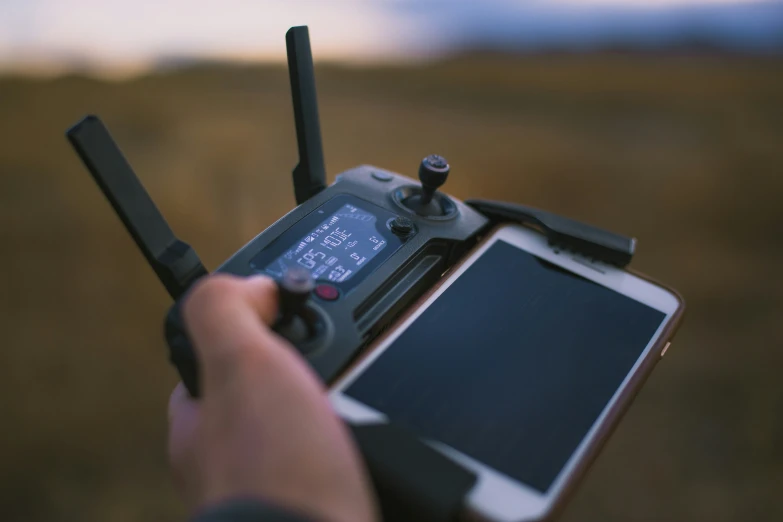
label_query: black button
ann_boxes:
[390,216,415,237]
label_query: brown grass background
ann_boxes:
[1,54,782,521]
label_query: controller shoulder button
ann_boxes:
[371,171,394,182]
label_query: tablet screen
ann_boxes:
[345,239,666,493]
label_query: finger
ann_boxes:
[241,275,281,327]
[183,274,280,352]
[186,274,279,325]
[181,274,288,392]
[169,381,198,422]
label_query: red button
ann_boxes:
[314,284,339,301]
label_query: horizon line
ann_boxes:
[3,42,780,82]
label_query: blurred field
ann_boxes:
[1,53,782,522]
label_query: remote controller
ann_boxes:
[66,26,490,397]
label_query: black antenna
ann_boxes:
[286,26,326,205]
[66,115,207,300]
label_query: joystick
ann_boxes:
[418,154,450,205]
[395,154,457,218]
[276,267,318,343]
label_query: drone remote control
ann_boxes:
[66,26,491,396]
[66,25,641,522]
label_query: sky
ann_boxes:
[1,0,781,77]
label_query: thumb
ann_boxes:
[181,274,300,396]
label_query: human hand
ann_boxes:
[168,275,378,522]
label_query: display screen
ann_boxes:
[262,203,388,283]
[345,240,667,493]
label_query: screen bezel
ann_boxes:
[329,224,681,522]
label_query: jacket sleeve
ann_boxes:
[189,498,317,522]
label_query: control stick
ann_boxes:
[399,154,452,217]
[276,267,317,341]
[418,154,450,205]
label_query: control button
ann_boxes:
[390,216,415,237]
[660,341,671,358]
[314,283,340,301]
[371,171,393,182]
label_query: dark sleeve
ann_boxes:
[190,498,317,522]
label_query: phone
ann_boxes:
[330,223,684,522]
